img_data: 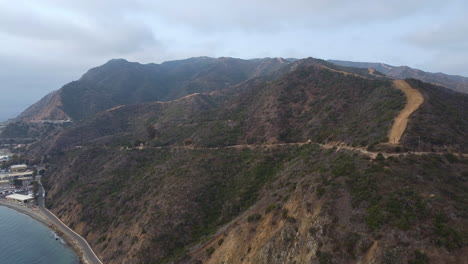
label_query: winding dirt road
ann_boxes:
[388,80,424,144]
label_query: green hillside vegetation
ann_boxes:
[41,144,467,263]
[35,60,406,155]
[0,120,71,142]
[16,57,468,263]
[401,79,468,152]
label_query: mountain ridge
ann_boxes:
[15,57,468,124]
[329,59,468,93]
[4,56,467,264]
[18,57,291,122]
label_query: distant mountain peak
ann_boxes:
[329,59,468,93]
[105,58,130,64]
[17,57,290,121]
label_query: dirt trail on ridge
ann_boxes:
[367,68,390,78]
[388,80,424,144]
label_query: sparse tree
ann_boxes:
[147,125,158,139]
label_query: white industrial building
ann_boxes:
[6,193,34,204]
[0,171,34,180]
[10,164,28,172]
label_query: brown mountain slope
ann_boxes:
[32,59,405,155]
[17,91,70,121]
[37,59,467,155]
[190,147,467,264]
[40,144,468,264]
[24,58,468,264]
[17,57,289,122]
[400,79,468,152]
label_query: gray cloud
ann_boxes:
[0,1,159,57]
[404,19,468,51]
[139,0,443,32]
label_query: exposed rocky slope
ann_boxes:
[329,59,468,94]
[17,91,70,121]
[17,57,468,264]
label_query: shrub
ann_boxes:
[316,250,333,264]
[444,153,458,163]
[206,247,215,256]
[365,205,385,229]
[375,153,385,162]
[433,213,463,250]
[147,126,157,139]
[344,232,361,255]
[332,159,356,177]
[247,213,262,222]
[316,186,326,197]
[408,250,430,264]
[265,203,280,214]
[382,248,402,264]
[282,209,289,219]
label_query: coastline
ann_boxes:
[0,200,88,264]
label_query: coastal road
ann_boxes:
[37,182,103,264]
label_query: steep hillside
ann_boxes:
[36,59,467,155]
[32,59,406,155]
[329,60,468,94]
[191,146,467,264]
[17,91,70,121]
[400,79,468,152]
[19,57,467,264]
[0,120,72,145]
[18,57,289,121]
[41,144,468,264]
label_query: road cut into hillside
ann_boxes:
[388,80,424,144]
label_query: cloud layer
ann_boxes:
[0,0,466,120]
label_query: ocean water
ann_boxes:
[0,206,79,264]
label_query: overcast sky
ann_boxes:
[0,0,467,121]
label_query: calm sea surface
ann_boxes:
[0,206,79,264]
